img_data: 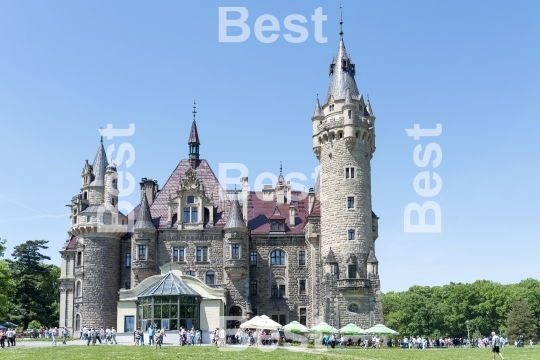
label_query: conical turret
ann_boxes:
[312,97,324,119]
[188,101,201,168]
[134,193,155,230]
[224,193,245,229]
[90,137,109,186]
[326,38,359,101]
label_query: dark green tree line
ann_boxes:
[382,279,540,341]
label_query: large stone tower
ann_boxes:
[312,25,383,327]
[61,137,127,331]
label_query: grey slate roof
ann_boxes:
[326,38,359,101]
[138,273,199,297]
[324,248,337,263]
[344,88,354,107]
[188,120,200,144]
[367,247,378,263]
[224,193,246,229]
[366,100,374,116]
[90,138,109,186]
[80,205,126,216]
[312,98,324,118]
[134,193,156,230]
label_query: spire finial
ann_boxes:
[192,100,197,121]
[99,126,103,143]
[280,161,283,176]
[339,3,344,38]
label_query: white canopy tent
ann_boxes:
[239,315,282,330]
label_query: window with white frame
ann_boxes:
[196,246,208,262]
[231,244,240,259]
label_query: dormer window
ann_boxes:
[329,104,335,112]
[187,196,195,204]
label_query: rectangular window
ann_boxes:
[77,252,82,266]
[279,285,286,297]
[346,168,349,178]
[125,282,130,290]
[348,264,357,279]
[271,314,279,323]
[173,247,179,262]
[279,315,286,326]
[124,316,135,333]
[350,168,355,178]
[187,195,195,204]
[184,207,190,223]
[299,308,307,326]
[347,196,355,209]
[196,246,208,262]
[179,247,185,262]
[271,285,278,297]
[250,251,257,266]
[231,244,240,259]
[191,207,198,223]
[250,280,257,295]
[138,245,146,261]
[86,216,91,223]
[299,280,306,295]
[125,253,131,268]
[298,251,306,266]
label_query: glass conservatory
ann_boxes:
[136,273,200,331]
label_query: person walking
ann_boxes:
[111,327,117,344]
[105,327,111,344]
[196,330,201,345]
[0,328,6,348]
[52,327,58,346]
[62,327,69,345]
[148,326,155,346]
[491,332,505,360]
[134,327,141,346]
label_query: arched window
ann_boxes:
[206,270,215,285]
[348,229,355,240]
[229,306,242,317]
[270,250,285,266]
[75,314,81,331]
[83,192,88,200]
[76,281,82,297]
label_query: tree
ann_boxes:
[505,298,538,342]
[0,259,15,320]
[7,240,53,329]
[0,238,6,257]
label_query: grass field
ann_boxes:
[1,345,540,360]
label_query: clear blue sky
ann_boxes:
[1,0,539,292]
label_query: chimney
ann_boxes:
[289,202,296,227]
[308,188,315,214]
[242,177,249,226]
[140,178,159,205]
[286,181,292,203]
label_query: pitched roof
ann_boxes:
[134,193,156,230]
[366,100,374,116]
[188,120,200,144]
[90,138,109,186]
[143,159,230,229]
[247,190,308,235]
[224,193,246,229]
[324,248,337,263]
[66,235,77,250]
[138,273,199,297]
[312,98,324,118]
[326,38,359,101]
[367,247,378,263]
[269,206,286,220]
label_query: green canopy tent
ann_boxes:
[339,323,364,336]
[0,322,18,328]
[282,321,309,334]
[364,324,399,335]
[282,321,309,343]
[309,322,339,334]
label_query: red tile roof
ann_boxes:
[66,235,77,249]
[247,190,309,235]
[130,159,230,229]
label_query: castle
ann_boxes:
[58,30,383,339]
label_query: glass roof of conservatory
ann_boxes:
[138,273,200,297]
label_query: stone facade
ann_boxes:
[59,34,384,334]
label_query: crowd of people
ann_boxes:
[0,328,17,348]
[79,326,118,345]
[210,328,281,346]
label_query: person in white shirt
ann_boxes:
[106,327,112,344]
[491,332,505,360]
[219,328,226,347]
[111,327,117,344]
[52,327,58,346]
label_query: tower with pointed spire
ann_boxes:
[310,9,383,327]
[188,101,201,169]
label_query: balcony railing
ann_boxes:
[337,278,370,291]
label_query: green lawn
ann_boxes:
[2,345,539,360]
